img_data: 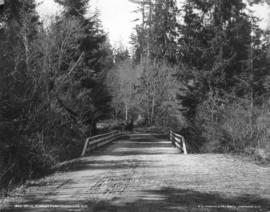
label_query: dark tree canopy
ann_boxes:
[55,0,89,18]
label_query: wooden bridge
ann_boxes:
[1,132,270,211]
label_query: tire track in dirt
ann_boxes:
[88,159,139,199]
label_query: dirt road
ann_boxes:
[1,134,270,212]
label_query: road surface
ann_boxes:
[1,134,270,211]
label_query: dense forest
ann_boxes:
[108,0,270,157]
[0,0,113,192]
[0,0,270,193]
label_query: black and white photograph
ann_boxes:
[0,0,270,211]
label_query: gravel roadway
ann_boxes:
[1,134,270,212]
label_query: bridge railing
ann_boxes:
[81,131,124,157]
[169,130,187,155]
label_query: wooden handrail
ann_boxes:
[169,130,187,155]
[81,131,123,157]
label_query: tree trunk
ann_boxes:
[151,95,155,125]
[125,103,128,121]
[146,81,150,126]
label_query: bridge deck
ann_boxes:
[1,134,270,211]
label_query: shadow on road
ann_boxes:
[4,187,269,212]
[54,159,155,172]
[86,187,270,212]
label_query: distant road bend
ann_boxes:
[1,132,270,212]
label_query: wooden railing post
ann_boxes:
[182,137,187,155]
[81,139,89,157]
[169,130,188,155]
[81,131,123,157]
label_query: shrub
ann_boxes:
[196,95,270,161]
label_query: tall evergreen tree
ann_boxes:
[151,0,179,63]
[55,0,89,18]
[130,0,179,64]
[177,0,270,153]
[0,0,49,187]
[53,0,113,134]
[179,0,252,92]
